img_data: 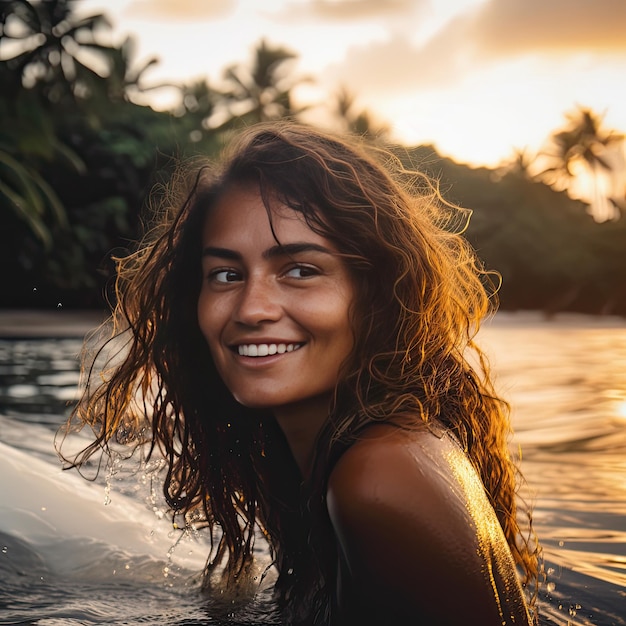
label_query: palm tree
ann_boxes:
[221,39,309,123]
[0,0,105,244]
[172,78,227,146]
[538,106,624,220]
[333,85,389,140]
[97,36,161,103]
[0,0,112,102]
[0,51,83,247]
[0,89,76,247]
[504,148,536,180]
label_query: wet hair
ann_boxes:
[64,121,538,624]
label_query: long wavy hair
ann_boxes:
[64,121,538,624]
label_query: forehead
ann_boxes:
[201,183,328,247]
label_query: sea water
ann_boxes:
[0,312,624,625]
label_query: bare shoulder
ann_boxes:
[327,423,481,548]
[328,421,454,482]
[326,422,532,625]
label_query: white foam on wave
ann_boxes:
[0,439,208,583]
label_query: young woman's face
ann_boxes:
[197,183,356,416]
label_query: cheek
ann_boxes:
[197,293,221,350]
[319,294,355,352]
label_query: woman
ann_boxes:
[65,121,539,625]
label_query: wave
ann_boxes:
[0,440,208,585]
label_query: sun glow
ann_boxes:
[616,400,626,421]
[77,0,626,168]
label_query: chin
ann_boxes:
[231,392,280,410]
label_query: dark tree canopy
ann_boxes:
[1,1,624,315]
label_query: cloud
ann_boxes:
[126,0,236,21]
[325,31,461,94]
[324,10,479,94]
[470,0,626,55]
[326,0,626,95]
[278,0,423,21]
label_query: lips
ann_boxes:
[236,342,303,357]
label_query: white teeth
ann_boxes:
[237,343,301,357]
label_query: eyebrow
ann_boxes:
[201,242,335,260]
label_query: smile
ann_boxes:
[237,343,303,357]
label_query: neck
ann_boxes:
[273,394,331,478]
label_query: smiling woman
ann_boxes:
[62,121,539,625]
[197,183,356,466]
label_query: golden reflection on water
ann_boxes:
[478,313,626,494]
[479,313,626,625]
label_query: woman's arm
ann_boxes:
[326,424,532,625]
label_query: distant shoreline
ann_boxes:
[0,310,109,338]
[481,310,626,329]
[0,308,624,338]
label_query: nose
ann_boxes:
[234,274,282,326]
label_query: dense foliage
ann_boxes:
[1,0,624,315]
[403,146,626,315]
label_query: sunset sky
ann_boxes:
[79,0,626,168]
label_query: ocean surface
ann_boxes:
[0,311,624,625]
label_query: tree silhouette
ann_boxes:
[0,0,112,103]
[538,106,624,221]
[0,95,74,247]
[171,78,229,148]
[332,85,389,140]
[221,39,309,123]
[97,36,162,103]
[497,148,536,182]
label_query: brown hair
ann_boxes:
[63,121,538,624]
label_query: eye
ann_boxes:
[284,264,319,279]
[209,269,241,284]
